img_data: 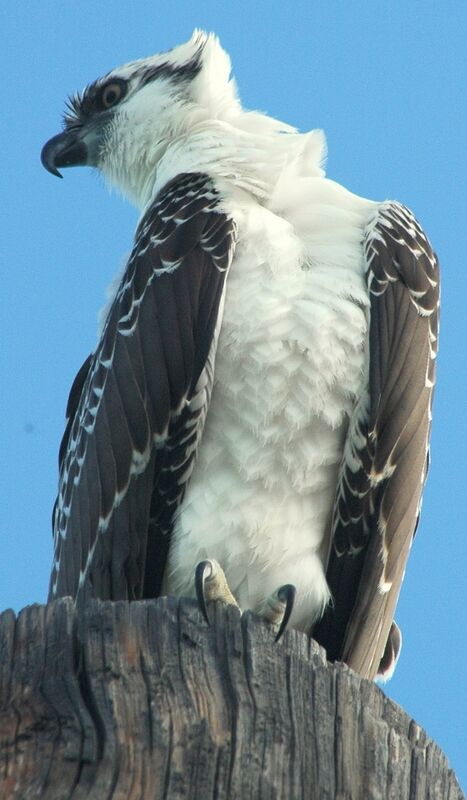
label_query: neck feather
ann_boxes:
[137,115,327,211]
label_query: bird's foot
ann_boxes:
[195,559,240,625]
[258,584,297,642]
[195,559,296,642]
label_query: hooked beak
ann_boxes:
[41,129,91,178]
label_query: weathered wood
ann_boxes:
[0,598,462,799]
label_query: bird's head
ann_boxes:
[41,30,239,206]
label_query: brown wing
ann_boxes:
[313,202,439,680]
[49,172,237,603]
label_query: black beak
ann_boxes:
[41,130,88,178]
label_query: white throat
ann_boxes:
[153,121,326,208]
[124,115,328,211]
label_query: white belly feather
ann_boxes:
[167,178,372,630]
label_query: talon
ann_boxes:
[194,559,239,626]
[275,584,296,642]
[259,583,297,642]
[195,560,213,625]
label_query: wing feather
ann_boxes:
[49,172,236,602]
[313,202,439,679]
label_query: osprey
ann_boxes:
[42,31,439,680]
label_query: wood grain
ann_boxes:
[0,598,462,799]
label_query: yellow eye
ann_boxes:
[100,81,125,109]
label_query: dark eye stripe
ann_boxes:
[137,56,202,87]
[64,77,128,128]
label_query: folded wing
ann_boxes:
[313,202,439,679]
[50,172,237,603]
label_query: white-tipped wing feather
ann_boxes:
[314,202,439,679]
[50,172,237,602]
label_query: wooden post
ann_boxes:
[0,597,462,799]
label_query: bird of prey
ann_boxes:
[41,31,439,680]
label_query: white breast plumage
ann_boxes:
[168,178,373,629]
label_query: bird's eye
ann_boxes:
[99,80,126,109]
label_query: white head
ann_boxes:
[41,32,241,202]
[42,31,325,207]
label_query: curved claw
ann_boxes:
[195,559,240,627]
[275,584,297,642]
[195,560,213,626]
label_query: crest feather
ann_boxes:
[189,30,239,114]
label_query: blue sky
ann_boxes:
[1,1,465,788]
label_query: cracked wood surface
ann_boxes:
[0,598,463,800]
